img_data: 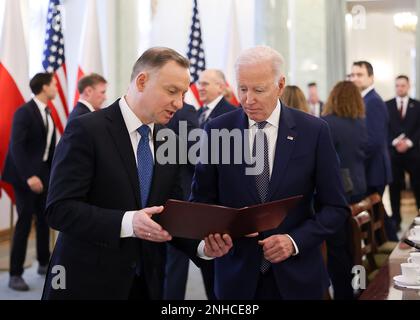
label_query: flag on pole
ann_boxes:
[0,0,31,202]
[73,0,103,106]
[224,0,240,106]
[43,0,68,134]
[184,0,206,109]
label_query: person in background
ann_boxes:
[281,85,310,114]
[322,80,368,300]
[386,75,420,231]
[3,73,57,291]
[67,73,108,123]
[307,82,324,117]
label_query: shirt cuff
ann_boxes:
[197,240,215,260]
[405,139,414,148]
[120,211,136,238]
[286,234,299,256]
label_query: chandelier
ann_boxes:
[393,12,418,33]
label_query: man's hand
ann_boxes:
[396,140,409,154]
[204,234,233,258]
[258,235,294,263]
[133,206,172,242]
[27,176,44,194]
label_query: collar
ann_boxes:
[362,85,375,98]
[248,100,281,129]
[78,99,95,113]
[205,95,224,112]
[33,97,47,113]
[119,96,154,137]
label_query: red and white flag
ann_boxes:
[223,0,240,106]
[0,0,31,201]
[42,0,68,134]
[73,0,103,106]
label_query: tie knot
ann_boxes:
[202,106,209,112]
[256,121,268,130]
[45,106,51,115]
[137,125,151,139]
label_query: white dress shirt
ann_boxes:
[248,101,299,256]
[309,102,322,118]
[33,97,54,162]
[392,96,413,148]
[78,99,95,113]
[202,95,224,121]
[361,85,374,98]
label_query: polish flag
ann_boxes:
[0,0,31,202]
[73,0,103,106]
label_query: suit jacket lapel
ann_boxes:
[267,105,297,201]
[29,100,47,137]
[106,101,141,208]
[148,125,168,205]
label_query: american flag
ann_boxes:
[42,0,68,134]
[185,0,206,108]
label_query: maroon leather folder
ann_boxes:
[158,195,303,240]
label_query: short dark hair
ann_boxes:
[353,61,374,77]
[130,47,190,81]
[78,73,107,94]
[29,73,54,95]
[307,82,317,87]
[396,75,410,82]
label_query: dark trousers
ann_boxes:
[389,155,420,227]
[326,221,354,300]
[128,275,150,300]
[366,185,398,242]
[254,269,282,300]
[164,244,190,300]
[10,185,50,276]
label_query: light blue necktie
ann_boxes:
[137,125,154,208]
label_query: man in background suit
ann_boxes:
[307,82,324,117]
[195,68,236,299]
[3,73,57,291]
[190,46,349,299]
[67,73,107,123]
[386,75,420,230]
[351,61,396,240]
[164,102,199,300]
[42,47,223,300]
[197,69,236,129]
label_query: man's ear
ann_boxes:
[278,76,286,96]
[136,72,148,92]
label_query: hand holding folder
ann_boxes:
[158,195,303,240]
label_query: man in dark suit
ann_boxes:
[164,103,199,299]
[386,75,420,230]
[67,73,107,123]
[351,61,396,240]
[3,73,57,291]
[197,69,236,129]
[307,82,324,117]
[190,46,349,299]
[42,47,222,300]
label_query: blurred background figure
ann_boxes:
[307,82,324,117]
[281,85,310,114]
[321,80,367,300]
[386,75,420,231]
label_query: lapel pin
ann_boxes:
[287,136,294,141]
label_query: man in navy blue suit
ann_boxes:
[190,46,349,300]
[3,73,57,291]
[386,75,420,230]
[197,69,236,129]
[351,61,396,240]
[67,73,107,123]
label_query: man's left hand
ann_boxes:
[258,235,294,263]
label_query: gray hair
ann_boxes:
[235,46,285,82]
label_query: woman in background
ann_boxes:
[281,85,310,113]
[321,80,368,300]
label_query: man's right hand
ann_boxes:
[132,206,172,242]
[27,176,44,194]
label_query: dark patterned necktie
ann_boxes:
[253,121,271,273]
